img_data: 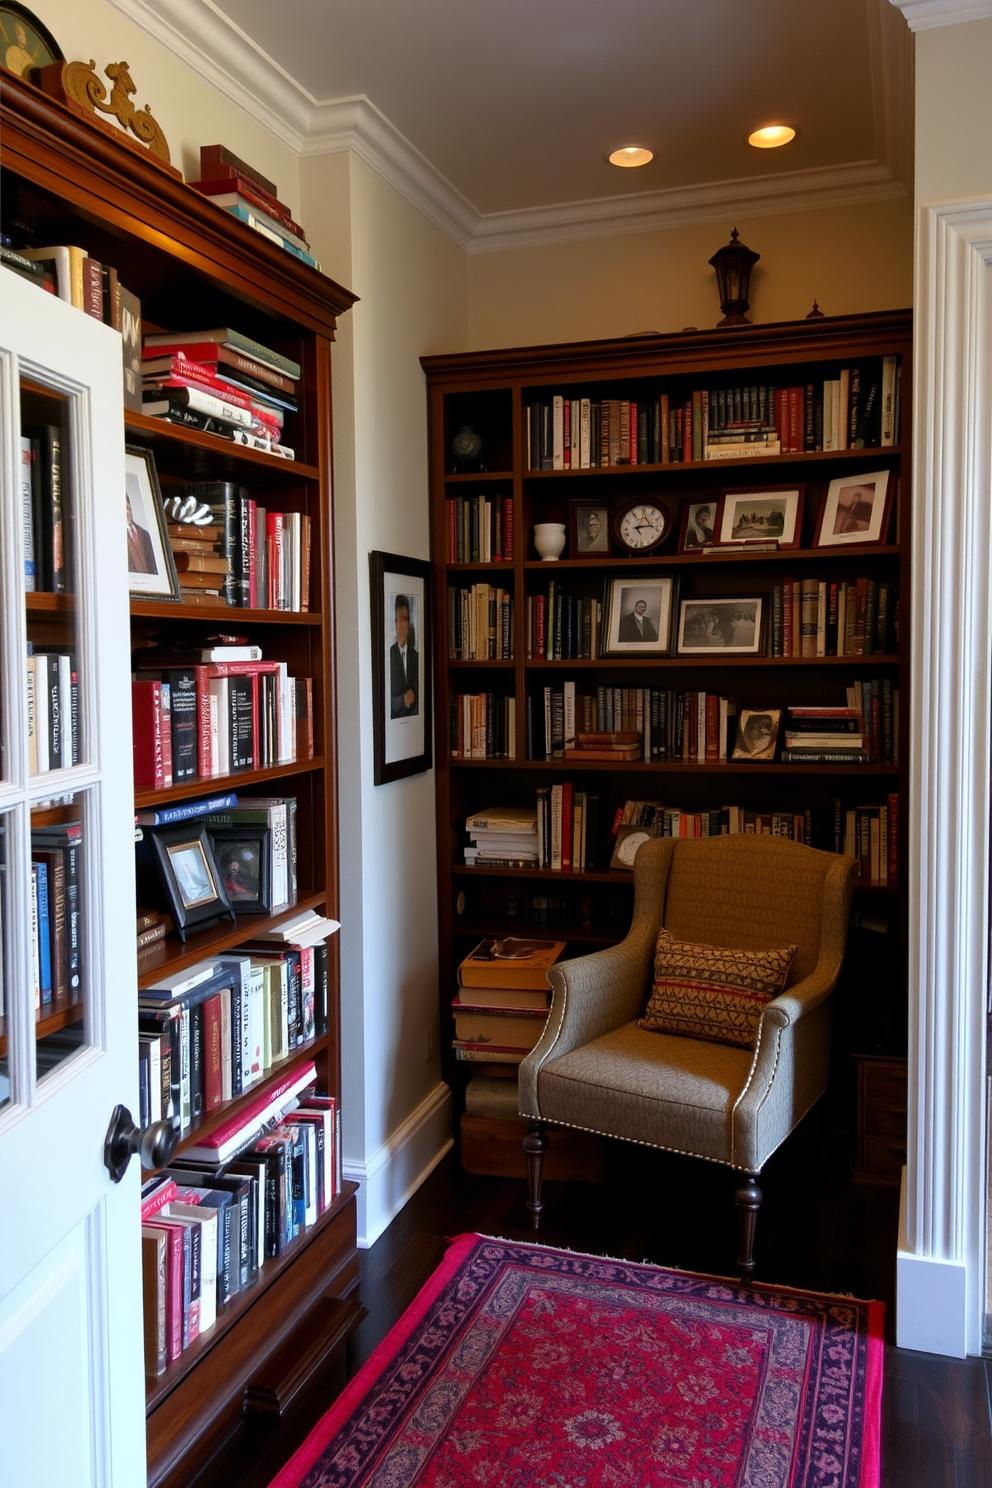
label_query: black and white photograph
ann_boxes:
[679,498,721,551]
[370,550,433,785]
[209,827,273,914]
[124,445,180,601]
[814,469,895,548]
[602,576,675,657]
[731,707,782,761]
[677,596,764,656]
[149,822,234,942]
[570,501,612,556]
[718,486,805,549]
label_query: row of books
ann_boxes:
[27,648,78,775]
[450,693,517,760]
[131,663,313,789]
[169,482,311,610]
[527,590,602,661]
[525,360,901,470]
[785,687,897,765]
[136,795,300,918]
[20,425,69,593]
[770,577,898,658]
[446,493,515,563]
[140,1061,339,1374]
[189,143,319,269]
[447,583,514,660]
[30,818,83,1010]
[451,936,563,1068]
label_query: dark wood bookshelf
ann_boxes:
[135,892,329,984]
[129,601,322,626]
[134,755,326,809]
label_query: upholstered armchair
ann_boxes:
[518,834,858,1279]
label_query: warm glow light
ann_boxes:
[608,146,654,168]
[748,124,796,149]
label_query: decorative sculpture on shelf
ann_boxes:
[36,57,179,176]
[707,228,760,327]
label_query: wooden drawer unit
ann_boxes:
[854,1055,907,1184]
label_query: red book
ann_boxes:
[140,342,296,394]
[202,994,224,1112]
[140,1179,178,1221]
[180,1059,317,1163]
[191,177,307,240]
[132,679,171,790]
[144,367,254,412]
[143,1219,184,1363]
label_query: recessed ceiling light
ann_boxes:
[748,125,796,149]
[609,146,654,168]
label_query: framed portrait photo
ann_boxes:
[370,550,433,785]
[0,4,63,80]
[731,707,782,762]
[718,485,805,549]
[149,822,235,942]
[677,596,764,656]
[813,469,895,548]
[602,575,675,657]
[125,445,180,601]
[208,827,272,915]
[569,501,612,557]
[679,497,722,552]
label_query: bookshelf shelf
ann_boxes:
[124,410,321,482]
[129,600,323,625]
[522,545,901,571]
[134,755,326,809]
[135,892,329,986]
[522,655,899,670]
[520,446,905,478]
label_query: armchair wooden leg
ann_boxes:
[523,1120,548,1230]
[735,1172,762,1284]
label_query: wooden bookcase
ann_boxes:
[1,72,360,1487]
[422,310,912,1168]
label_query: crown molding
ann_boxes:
[107,0,911,253]
[889,0,992,29]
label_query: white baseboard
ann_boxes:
[343,1082,453,1248]
[896,1166,969,1356]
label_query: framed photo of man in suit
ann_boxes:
[370,551,433,785]
[602,576,675,657]
[124,445,180,600]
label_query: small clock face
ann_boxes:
[617,830,651,867]
[614,501,671,553]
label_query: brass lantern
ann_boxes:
[708,229,760,326]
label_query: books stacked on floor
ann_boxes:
[141,325,299,459]
[140,1057,341,1374]
[780,705,871,764]
[27,646,78,774]
[167,482,311,611]
[30,815,83,1012]
[189,143,319,270]
[131,643,313,788]
[452,937,564,1070]
[463,805,538,868]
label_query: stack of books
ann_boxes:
[780,706,869,764]
[452,937,564,1074]
[568,729,642,762]
[463,805,538,868]
[190,144,319,270]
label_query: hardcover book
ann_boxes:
[458,938,566,990]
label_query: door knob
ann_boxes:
[104,1103,176,1183]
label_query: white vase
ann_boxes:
[534,522,566,560]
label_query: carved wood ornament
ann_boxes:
[36,58,181,177]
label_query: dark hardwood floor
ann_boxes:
[191,1103,992,1488]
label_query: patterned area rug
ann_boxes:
[270,1233,883,1488]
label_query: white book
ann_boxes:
[880,355,897,446]
[179,1006,191,1129]
[26,656,37,775]
[552,394,564,470]
[142,383,254,429]
[57,653,73,768]
[20,437,35,591]
[208,677,231,775]
[139,1033,163,1122]
[579,397,591,468]
[277,660,293,763]
[163,1202,218,1334]
[20,244,81,304]
[33,654,50,773]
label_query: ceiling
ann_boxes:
[113,0,916,249]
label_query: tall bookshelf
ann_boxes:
[423,310,912,1176]
[0,72,359,1487]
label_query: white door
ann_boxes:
[0,271,145,1484]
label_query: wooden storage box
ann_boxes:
[461,1113,605,1182]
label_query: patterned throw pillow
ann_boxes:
[638,928,797,1049]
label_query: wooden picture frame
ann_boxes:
[718,485,805,549]
[370,550,433,785]
[569,501,612,557]
[813,469,895,548]
[677,596,765,656]
[208,826,273,915]
[679,497,722,552]
[125,445,180,601]
[602,575,675,657]
[149,823,235,942]
[0,3,63,80]
[731,707,782,761]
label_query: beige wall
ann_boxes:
[468,197,914,349]
[915,17,992,204]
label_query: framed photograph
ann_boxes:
[370,550,433,785]
[125,445,181,601]
[149,823,235,942]
[679,497,722,552]
[0,4,63,80]
[813,470,895,548]
[569,501,612,557]
[718,485,805,549]
[731,707,782,762]
[677,596,764,656]
[602,576,675,657]
[208,827,272,915]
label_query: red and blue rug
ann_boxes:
[271,1233,882,1488]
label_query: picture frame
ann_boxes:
[125,444,181,601]
[148,823,235,942]
[0,3,63,81]
[609,823,657,871]
[677,596,765,656]
[813,469,895,548]
[569,501,613,557]
[717,485,805,549]
[679,497,722,552]
[370,550,433,785]
[731,707,782,762]
[602,575,675,657]
[208,827,273,915]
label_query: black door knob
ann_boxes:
[104,1103,176,1183]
